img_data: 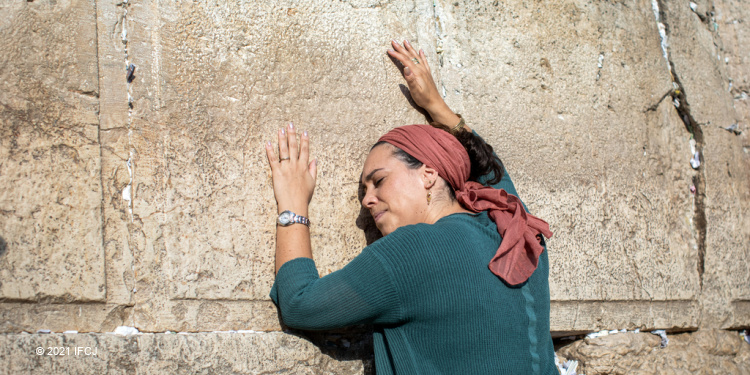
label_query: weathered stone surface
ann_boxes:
[557,329,750,375]
[103,0,434,331]
[660,0,750,329]
[0,304,131,334]
[440,0,701,324]
[0,331,372,375]
[0,0,105,302]
[550,300,700,334]
[0,0,748,355]
[95,0,138,309]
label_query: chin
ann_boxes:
[376,224,393,237]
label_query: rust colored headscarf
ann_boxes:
[378,124,553,286]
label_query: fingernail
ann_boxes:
[289,122,294,130]
[303,130,308,137]
[420,49,424,54]
[281,128,285,135]
[265,141,271,148]
[404,66,413,76]
[404,39,409,45]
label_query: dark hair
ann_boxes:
[372,125,505,193]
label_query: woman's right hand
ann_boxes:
[265,122,317,216]
[387,40,463,129]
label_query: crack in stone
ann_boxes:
[68,89,100,98]
[653,0,708,290]
[644,90,673,112]
[338,0,393,9]
[117,0,139,326]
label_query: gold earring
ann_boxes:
[427,190,432,205]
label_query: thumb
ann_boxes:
[309,159,318,181]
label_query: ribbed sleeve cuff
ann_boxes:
[269,257,319,307]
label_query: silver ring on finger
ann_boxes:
[411,57,420,64]
[279,157,290,161]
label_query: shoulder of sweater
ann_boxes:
[364,213,489,257]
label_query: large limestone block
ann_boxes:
[0,331,371,374]
[91,0,436,331]
[557,329,750,375]
[660,0,750,328]
[438,0,700,328]
[0,304,131,333]
[0,0,105,302]
[699,125,750,329]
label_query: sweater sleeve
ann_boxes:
[269,247,403,331]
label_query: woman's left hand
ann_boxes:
[387,40,443,112]
[265,122,317,215]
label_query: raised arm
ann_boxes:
[387,41,529,204]
[387,40,471,133]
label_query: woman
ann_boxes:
[264,40,556,374]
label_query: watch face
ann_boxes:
[278,211,293,225]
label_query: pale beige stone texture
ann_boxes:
[0,304,131,334]
[551,300,700,334]
[660,0,750,329]
[1,0,748,347]
[443,0,700,316]
[0,331,371,375]
[96,0,139,309]
[557,329,750,375]
[0,0,105,302]
[101,0,432,331]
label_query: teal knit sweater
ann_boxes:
[270,157,555,374]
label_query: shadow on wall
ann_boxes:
[273,187,381,373]
[0,236,6,257]
[277,305,376,374]
[356,181,384,246]
[300,328,375,375]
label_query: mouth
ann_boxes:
[372,210,386,222]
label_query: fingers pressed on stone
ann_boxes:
[309,159,317,181]
[265,141,278,171]
[387,49,408,67]
[391,39,405,53]
[278,128,289,160]
[419,49,430,71]
[404,40,419,57]
[288,122,298,161]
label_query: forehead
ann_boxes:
[360,143,399,183]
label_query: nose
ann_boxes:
[361,189,377,209]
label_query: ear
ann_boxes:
[421,166,439,189]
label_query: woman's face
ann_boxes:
[360,144,428,236]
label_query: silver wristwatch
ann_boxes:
[277,210,310,227]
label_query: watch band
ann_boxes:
[289,213,310,226]
[277,210,311,227]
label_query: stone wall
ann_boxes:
[1,0,748,373]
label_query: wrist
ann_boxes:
[277,205,309,217]
[427,104,460,127]
[424,100,451,118]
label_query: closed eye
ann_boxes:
[374,177,384,187]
